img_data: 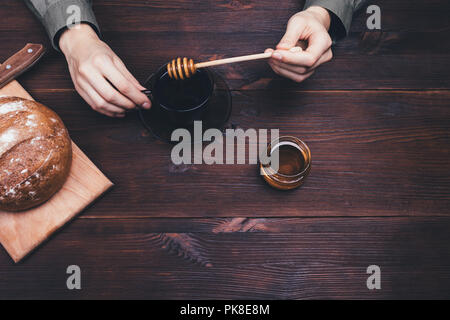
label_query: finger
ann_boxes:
[265,48,275,62]
[273,33,331,68]
[289,46,303,53]
[112,56,146,90]
[277,18,305,50]
[269,59,309,75]
[305,31,332,63]
[271,48,317,68]
[306,47,333,70]
[78,87,124,118]
[270,47,332,74]
[271,47,303,61]
[271,63,315,83]
[101,60,151,108]
[76,77,127,117]
[71,79,104,114]
[87,73,137,110]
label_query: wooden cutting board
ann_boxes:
[0,79,113,263]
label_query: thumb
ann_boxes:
[277,18,305,50]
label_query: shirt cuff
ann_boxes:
[42,0,100,51]
[304,0,354,41]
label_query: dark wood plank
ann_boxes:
[1,29,448,91]
[3,0,449,32]
[94,4,450,34]
[2,0,449,91]
[13,89,448,218]
[95,0,450,13]
[1,217,449,299]
[1,0,450,301]
[2,30,450,91]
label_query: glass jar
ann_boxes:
[260,136,311,190]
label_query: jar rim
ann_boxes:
[261,136,311,179]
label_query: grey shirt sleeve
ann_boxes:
[304,0,368,40]
[24,0,100,51]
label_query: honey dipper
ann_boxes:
[167,50,288,80]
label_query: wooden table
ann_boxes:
[1,0,449,299]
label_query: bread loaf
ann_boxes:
[0,97,72,211]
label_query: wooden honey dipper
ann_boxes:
[167,51,277,80]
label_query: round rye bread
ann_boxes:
[0,97,72,212]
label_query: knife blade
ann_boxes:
[0,43,46,89]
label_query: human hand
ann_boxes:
[59,24,151,117]
[266,6,333,83]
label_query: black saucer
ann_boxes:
[138,71,232,144]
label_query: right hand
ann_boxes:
[59,24,151,118]
[266,6,333,83]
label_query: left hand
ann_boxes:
[266,6,333,83]
[60,24,151,118]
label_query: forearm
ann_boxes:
[59,23,99,56]
[23,0,100,51]
[303,6,331,31]
[304,0,369,39]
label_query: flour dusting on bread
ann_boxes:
[0,97,72,212]
[0,100,25,115]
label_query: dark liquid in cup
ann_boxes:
[154,70,213,111]
[276,143,306,175]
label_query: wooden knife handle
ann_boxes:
[0,44,46,89]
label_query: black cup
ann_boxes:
[142,63,214,126]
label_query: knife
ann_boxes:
[0,43,46,89]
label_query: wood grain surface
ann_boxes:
[1,217,450,299]
[0,78,113,263]
[0,0,449,299]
